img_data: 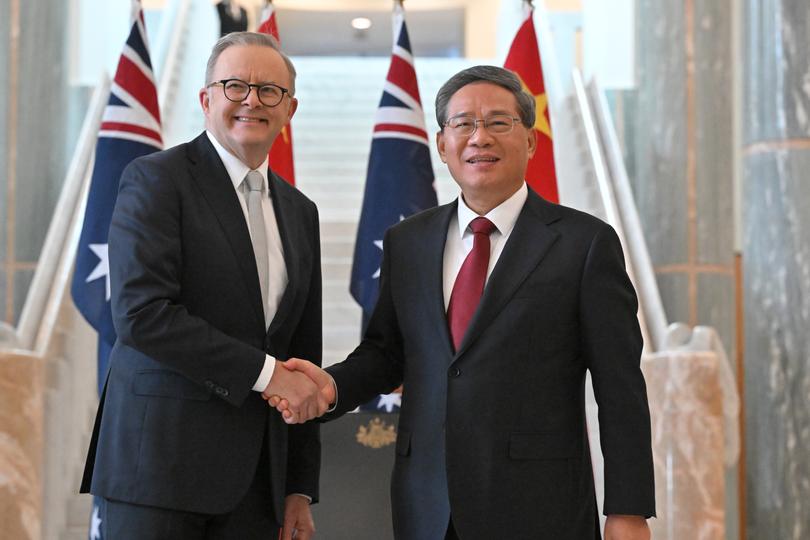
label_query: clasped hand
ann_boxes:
[261,359,335,424]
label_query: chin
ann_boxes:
[233,134,272,147]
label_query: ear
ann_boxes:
[526,127,537,159]
[285,97,299,123]
[199,87,210,115]
[436,130,447,163]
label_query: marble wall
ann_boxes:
[628,0,737,352]
[0,0,75,326]
[0,353,44,540]
[742,2,810,539]
[643,350,727,540]
[620,3,740,536]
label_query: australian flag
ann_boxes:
[70,2,162,537]
[350,3,437,413]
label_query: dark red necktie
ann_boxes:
[447,217,497,351]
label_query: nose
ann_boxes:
[242,87,263,108]
[467,122,494,146]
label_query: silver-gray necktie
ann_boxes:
[245,170,269,323]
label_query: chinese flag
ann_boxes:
[258,4,295,185]
[504,10,558,203]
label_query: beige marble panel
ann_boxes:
[0,352,44,540]
[643,351,726,540]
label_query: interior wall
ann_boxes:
[0,0,80,326]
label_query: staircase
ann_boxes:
[292,56,475,366]
[152,0,478,366]
[167,50,476,366]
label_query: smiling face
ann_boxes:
[200,44,297,169]
[437,82,536,215]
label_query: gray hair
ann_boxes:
[205,31,297,96]
[434,65,535,129]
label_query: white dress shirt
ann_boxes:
[206,131,287,392]
[443,183,528,309]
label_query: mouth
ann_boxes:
[466,156,499,164]
[234,116,268,125]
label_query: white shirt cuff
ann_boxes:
[252,355,276,392]
[327,376,338,413]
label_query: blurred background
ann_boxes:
[0,0,808,539]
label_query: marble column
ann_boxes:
[629,0,736,353]
[742,2,810,539]
[0,0,72,326]
[623,1,739,536]
[0,352,44,540]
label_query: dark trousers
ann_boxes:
[445,516,460,540]
[103,434,279,539]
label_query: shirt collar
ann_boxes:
[206,130,270,192]
[456,182,528,239]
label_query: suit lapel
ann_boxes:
[455,191,562,357]
[420,203,458,357]
[187,134,265,330]
[266,172,299,337]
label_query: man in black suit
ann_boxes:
[215,0,248,37]
[81,32,327,540]
[275,65,655,540]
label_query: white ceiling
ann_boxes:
[276,8,466,56]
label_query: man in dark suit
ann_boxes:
[215,0,248,37]
[275,65,655,540]
[81,32,328,540]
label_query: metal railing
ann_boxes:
[155,0,192,115]
[585,76,669,353]
[570,68,658,351]
[571,68,740,540]
[7,74,110,354]
[3,0,192,355]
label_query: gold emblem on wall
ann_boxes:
[356,417,397,449]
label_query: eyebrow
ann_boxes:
[449,109,515,117]
[222,76,281,86]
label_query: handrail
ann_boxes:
[11,73,111,353]
[151,0,181,80]
[586,79,669,352]
[158,0,192,112]
[570,69,654,352]
[533,1,565,109]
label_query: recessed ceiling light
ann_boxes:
[351,17,372,30]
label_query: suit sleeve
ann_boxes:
[325,228,405,418]
[109,158,265,407]
[580,225,656,518]
[284,200,323,501]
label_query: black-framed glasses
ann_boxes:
[443,114,522,137]
[207,78,289,107]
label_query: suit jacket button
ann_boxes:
[449,367,461,378]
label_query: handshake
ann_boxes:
[261,359,336,424]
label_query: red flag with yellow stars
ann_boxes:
[258,3,295,185]
[504,10,558,203]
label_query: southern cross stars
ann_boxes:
[376,392,402,412]
[371,240,384,279]
[85,243,111,300]
[371,215,406,279]
[89,504,102,540]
